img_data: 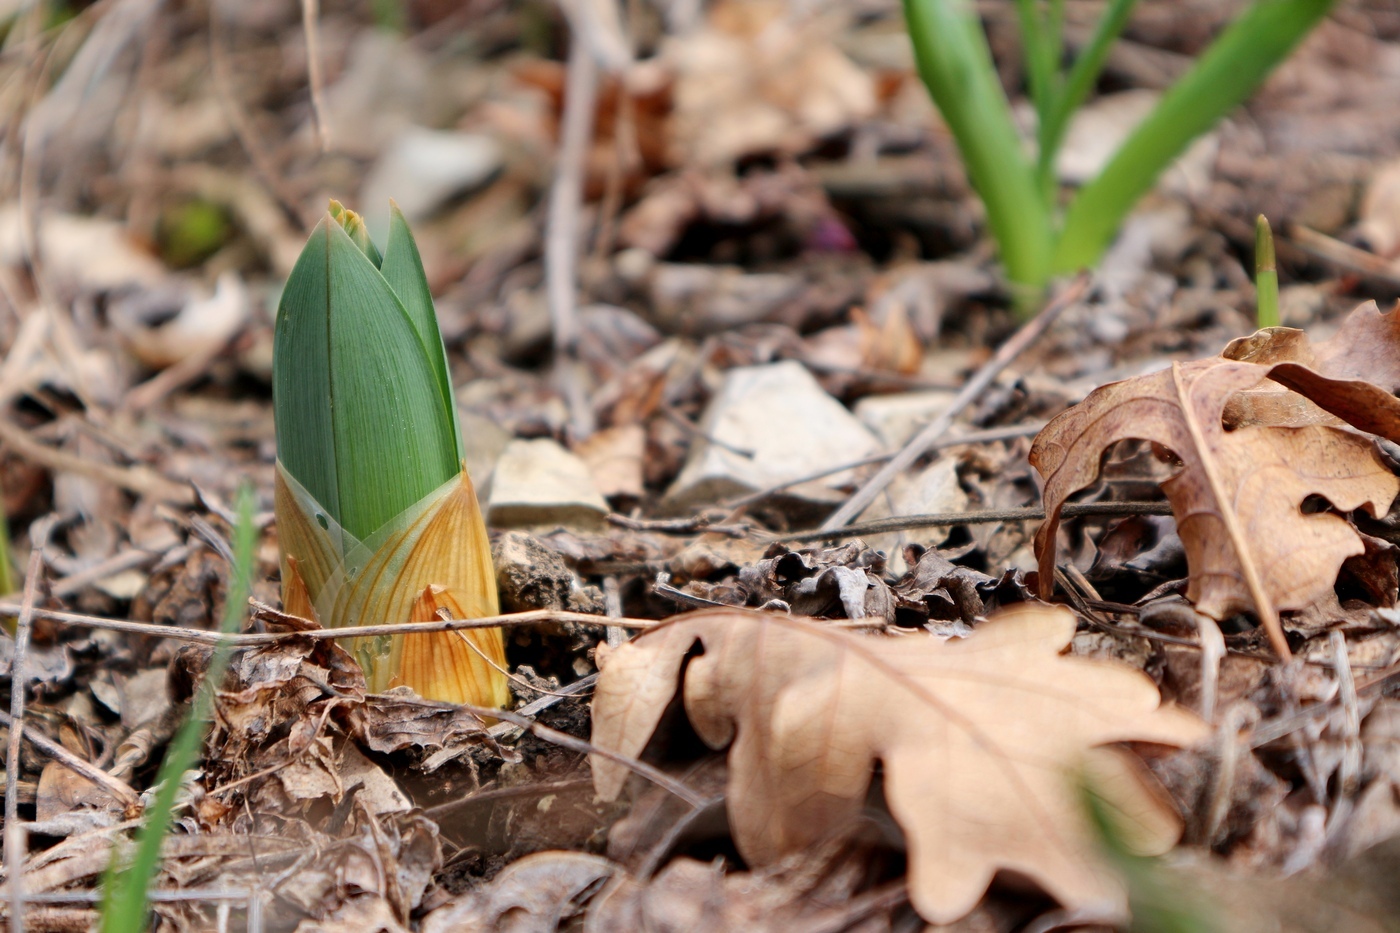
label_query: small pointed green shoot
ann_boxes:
[100,486,256,933]
[1255,214,1280,329]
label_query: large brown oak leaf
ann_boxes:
[1031,302,1400,657]
[590,606,1205,924]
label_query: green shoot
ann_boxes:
[903,0,1334,313]
[1082,783,1223,933]
[1255,214,1280,329]
[99,485,258,933]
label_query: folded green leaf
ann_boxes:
[274,209,459,543]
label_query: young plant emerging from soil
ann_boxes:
[272,200,507,707]
[904,0,1334,310]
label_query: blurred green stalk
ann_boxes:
[99,486,256,933]
[903,0,1334,314]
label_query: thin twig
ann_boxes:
[546,35,600,440]
[606,512,750,537]
[779,499,1173,545]
[820,274,1090,530]
[726,421,1045,509]
[5,515,57,933]
[456,701,707,808]
[0,603,659,647]
[0,708,140,811]
[300,0,331,151]
[0,418,192,503]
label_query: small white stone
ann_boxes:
[487,438,610,528]
[361,127,503,237]
[665,360,880,509]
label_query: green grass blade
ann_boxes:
[1036,0,1138,189]
[1255,214,1280,329]
[904,0,1054,294]
[1015,0,1059,127]
[100,486,258,933]
[274,216,460,541]
[380,201,465,465]
[1054,0,1335,274]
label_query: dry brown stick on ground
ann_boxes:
[819,274,1090,531]
[5,515,58,933]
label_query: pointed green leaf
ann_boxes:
[380,200,465,463]
[273,215,459,542]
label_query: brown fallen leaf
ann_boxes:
[589,605,1205,924]
[1032,303,1400,658]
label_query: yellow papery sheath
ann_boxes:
[275,460,508,707]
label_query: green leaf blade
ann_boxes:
[1054,0,1335,274]
[904,0,1054,297]
[274,215,460,542]
[380,200,465,464]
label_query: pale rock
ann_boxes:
[853,390,956,449]
[0,206,165,292]
[460,409,512,500]
[665,360,880,509]
[1057,90,1217,198]
[361,127,503,238]
[487,438,610,528]
[857,457,967,576]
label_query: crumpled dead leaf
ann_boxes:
[420,851,616,933]
[590,605,1205,924]
[1032,301,1400,657]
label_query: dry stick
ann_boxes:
[819,273,1090,532]
[0,709,140,810]
[5,515,57,933]
[0,604,658,647]
[727,421,1046,509]
[457,701,708,809]
[780,500,1173,545]
[0,418,192,503]
[545,37,600,441]
[299,0,331,151]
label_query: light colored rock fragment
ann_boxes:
[854,390,957,449]
[487,438,610,528]
[460,409,512,500]
[665,360,880,509]
[361,127,502,237]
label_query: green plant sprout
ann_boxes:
[904,0,1334,312]
[273,201,507,707]
[99,485,256,933]
[1255,214,1280,329]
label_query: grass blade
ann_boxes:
[1054,0,1335,274]
[1255,214,1280,329]
[1036,0,1138,191]
[100,485,258,933]
[904,0,1054,295]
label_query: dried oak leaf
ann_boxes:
[589,606,1205,924]
[1032,305,1400,652]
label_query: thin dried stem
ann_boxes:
[0,709,140,810]
[300,0,331,151]
[545,37,599,440]
[5,515,57,933]
[0,603,658,648]
[821,274,1090,530]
